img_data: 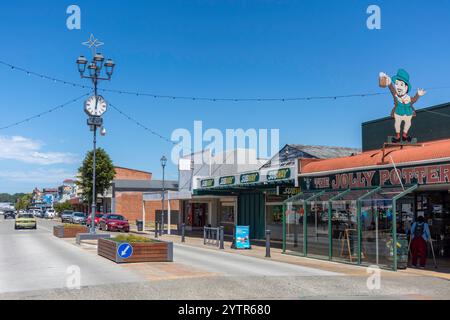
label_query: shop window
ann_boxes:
[220,202,235,235]
[285,203,304,255]
[266,204,284,241]
[329,200,357,263]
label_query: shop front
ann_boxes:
[181,195,238,235]
[285,141,450,271]
[196,166,299,240]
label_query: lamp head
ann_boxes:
[104,58,116,78]
[76,55,88,75]
[161,156,168,168]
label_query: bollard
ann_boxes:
[204,228,207,245]
[265,230,271,258]
[181,223,186,243]
[155,221,159,239]
[219,226,225,250]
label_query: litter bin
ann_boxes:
[136,220,144,232]
[387,234,409,269]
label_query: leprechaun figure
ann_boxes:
[379,69,426,143]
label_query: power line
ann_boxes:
[1,59,395,103]
[0,93,90,131]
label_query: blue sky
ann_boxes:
[1,0,450,193]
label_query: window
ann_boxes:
[220,202,235,224]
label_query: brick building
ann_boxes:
[72,166,179,222]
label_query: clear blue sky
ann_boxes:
[1,0,449,193]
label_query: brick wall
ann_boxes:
[114,191,180,223]
[115,192,143,221]
[144,200,180,222]
[115,167,152,181]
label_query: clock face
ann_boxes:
[84,95,108,117]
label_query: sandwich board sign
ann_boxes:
[235,226,251,249]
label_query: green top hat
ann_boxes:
[392,69,411,93]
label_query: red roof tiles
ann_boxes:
[301,139,450,175]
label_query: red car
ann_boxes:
[99,214,130,233]
[86,214,105,227]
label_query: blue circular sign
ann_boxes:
[117,243,133,259]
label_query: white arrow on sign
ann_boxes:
[121,245,131,257]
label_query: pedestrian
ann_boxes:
[410,216,431,269]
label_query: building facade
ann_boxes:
[283,103,450,271]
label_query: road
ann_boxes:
[1,217,450,300]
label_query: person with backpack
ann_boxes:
[410,216,431,268]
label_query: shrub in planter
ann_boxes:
[53,224,89,238]
[98,235,173,263]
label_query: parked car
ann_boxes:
[61,210,74,223]
[35,210,45,218]
[15,213,37,230]
[99,214,130,233]
[86,214,105,228]
[70,212,87,225]
[44,209,56,219]
[4,210,16,220]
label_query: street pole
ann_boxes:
[91,124,97,234]
[77,36,116,236]
[161,164,165,236]
[89,79,99,234]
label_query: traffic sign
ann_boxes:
[117,243,133,259]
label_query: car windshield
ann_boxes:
[19,214,34,219]
[74,213,85,217]
[95,214,103,218]
[109,215,124,220]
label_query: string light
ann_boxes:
[1,60,394,103]
[0,93,90,131]
[109,102,176,145]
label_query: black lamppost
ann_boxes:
[160,156,167,236]
[76,40,115,234]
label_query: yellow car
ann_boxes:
[15,213,37,230]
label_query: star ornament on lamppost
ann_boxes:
[82,34,104,55]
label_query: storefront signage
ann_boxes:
[267,168,291,181]
[277,186,301,196]
[201,179,215,188]
[219,176,236,186]
[301,162,450,191]
[235,226,251,249]
[240,172,260,184]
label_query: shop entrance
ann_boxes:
[406,187,450,271]
[188,203,208,229]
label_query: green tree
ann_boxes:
[15,194,32,211]
[54,201,74,214]
[77,148,115,206]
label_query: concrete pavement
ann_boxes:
[1,217,450,300]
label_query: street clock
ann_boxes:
[84,95,108,117]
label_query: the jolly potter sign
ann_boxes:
[300,162,450,191]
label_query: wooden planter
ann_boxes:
[53,225,89,238]
[98,238,173,263]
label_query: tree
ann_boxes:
[15,194,32,211]
[77,148,115,208]
[54,201,74,214]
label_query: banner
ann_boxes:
[300,162,450,191]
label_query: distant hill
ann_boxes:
[0,193,26,204]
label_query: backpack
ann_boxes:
[414,222,424,238]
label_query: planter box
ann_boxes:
[98,238,173,263]
[53,225,89,238]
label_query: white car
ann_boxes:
[45,209,56,219]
